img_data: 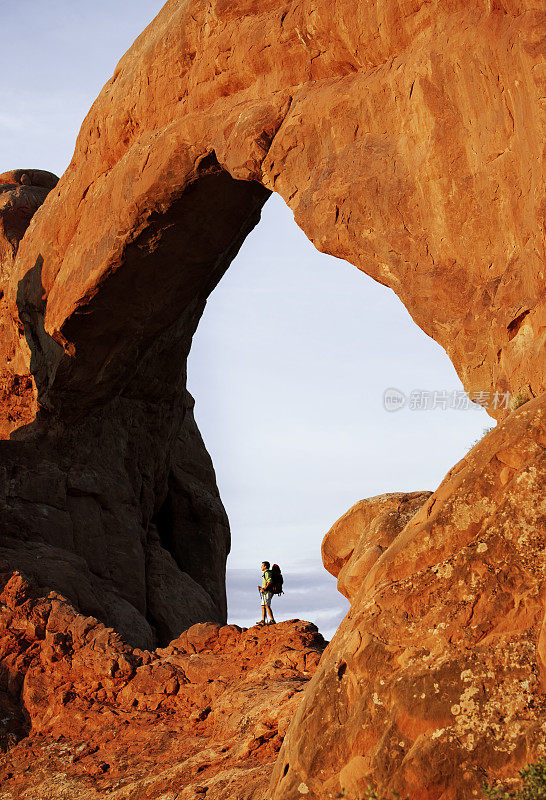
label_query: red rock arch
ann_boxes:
[0,159,269,648]
[0,1,544,797]
[0,0,543,653]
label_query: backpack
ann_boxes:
[270,564,284,595]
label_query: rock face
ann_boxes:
[270,395,546,799]
[0,161,268,646]
[0,0,544,645]
[0,567,325,799]
[0,170,58,435]
[322,491,432,602]
[0,171,58,267]
[4,0,545,428]
[0,385,232,649]
[0,163,268,647]
[0,1,544,795]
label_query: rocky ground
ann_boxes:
[0,570,325,800]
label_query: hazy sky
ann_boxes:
[2,2,492,637]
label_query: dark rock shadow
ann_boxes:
[15,254,63,428]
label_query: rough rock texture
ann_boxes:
[0,170,58,435]
[322,491,432,602]
[0,170,58,267]
[0,164,267,647]
[1,0,545,644]
[271,394,546,799]
[0,384,232,649]
[0,567,325,799]
[4,0,545,428]
[0,1,544,795]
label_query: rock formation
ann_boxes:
[1,0,544,643]
[0,567,325,799]
[1,0,544,649]
[0,0,544,796]
[0,159,271,646]
[321,491,433,603]
[271,395,546,799]
[0,170,59,435]
[3,0,545,432]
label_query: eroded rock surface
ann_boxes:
[322,491,432,602]
[0,168,267,646]
[0,1,544,795]
[0,170,58,435]
[3,0,545,431]
[0,567,325,799]
[1,0,544,648]
[271,395,546,799]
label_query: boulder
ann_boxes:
[322,491,432,601]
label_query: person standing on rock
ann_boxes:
[258,561,276,625]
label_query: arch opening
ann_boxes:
[3,165,492,648]
[187,193,494,636]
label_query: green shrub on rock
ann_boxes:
[484,758,546,800]
[341,759,546,800]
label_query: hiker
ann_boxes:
[258,561,276,625]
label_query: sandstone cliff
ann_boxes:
[271,395,546,799]
[0,0,544,796]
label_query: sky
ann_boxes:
[1,2,493,638]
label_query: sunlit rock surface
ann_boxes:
[1,0,544,644]
[0,0,544,795]
[271,395,546,799]
[0,569,325,799]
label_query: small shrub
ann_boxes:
[511,392,530,411]
[470,425,495,448]
[335,789,409,799]
[336,760,546,800]
[483,757,546,800]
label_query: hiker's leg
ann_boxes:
[262,592,275,624]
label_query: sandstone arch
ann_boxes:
[0,159,270,648]
[0,0,544,649]
[0,1,544,795]
[4,0,545,428]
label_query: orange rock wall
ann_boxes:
[3,0,545,430]
[271,395,546,799]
